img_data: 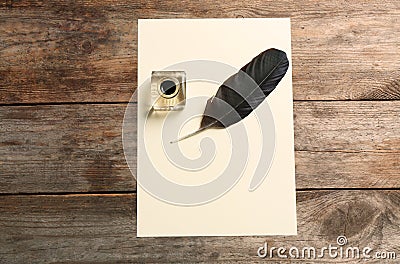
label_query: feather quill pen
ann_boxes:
[170,48,289,143]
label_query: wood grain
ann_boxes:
[1,0,399,104]
[296,151,400,189]
[0,104,136,193]
[0,191,399,263]
[1,2,399,262]
[1,101,399,193]
[294,101,400,151]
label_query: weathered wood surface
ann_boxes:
[1,1,400,263]
[0,104,136,193]
[1,101,399,193]
[0,191,399,263]
[1,0,400,104]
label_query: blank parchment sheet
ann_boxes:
[137,18,297,237]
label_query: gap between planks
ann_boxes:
[1,188,400,197]
[1,99,400,108]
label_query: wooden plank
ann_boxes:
[0,104,136,193]
[0,4,135,104]
[1,1,399,103]
[295,100,400,188]
[294,101,400,151]
[0,101,399,192]
[0,191,399,263]
[296,151,400,189]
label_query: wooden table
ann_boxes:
[1,1,399,263]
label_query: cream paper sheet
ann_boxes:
[137,18,296,237]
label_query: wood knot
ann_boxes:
[81,40,93,54]
[321,200,377,241]
[358,77,400,100]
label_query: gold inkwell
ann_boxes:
[151,71,186,111]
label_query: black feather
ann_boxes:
[171,48,289,143]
